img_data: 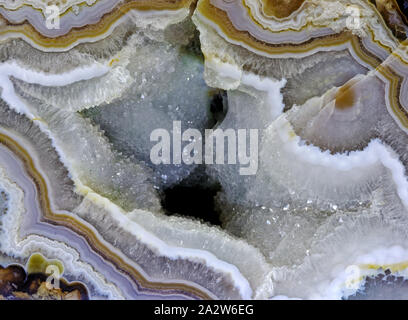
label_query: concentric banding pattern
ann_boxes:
[1,0,408,300]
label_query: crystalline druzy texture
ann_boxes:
[0,0,408,300]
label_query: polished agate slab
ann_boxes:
[0,0,408,300]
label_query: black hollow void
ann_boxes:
[209,90,228,127]
[397,0,408,20]
[161,169,222,226]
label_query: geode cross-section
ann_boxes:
[0,0,408,300]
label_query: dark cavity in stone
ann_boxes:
[161,167,222,226]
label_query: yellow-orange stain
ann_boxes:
[109,58,119,66]
[261,0,305,18]
[335,81,356,110]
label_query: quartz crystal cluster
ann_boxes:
[0,0,408,300]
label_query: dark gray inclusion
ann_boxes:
[346,269,408,300]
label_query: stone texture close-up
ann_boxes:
[0,0,408,301]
